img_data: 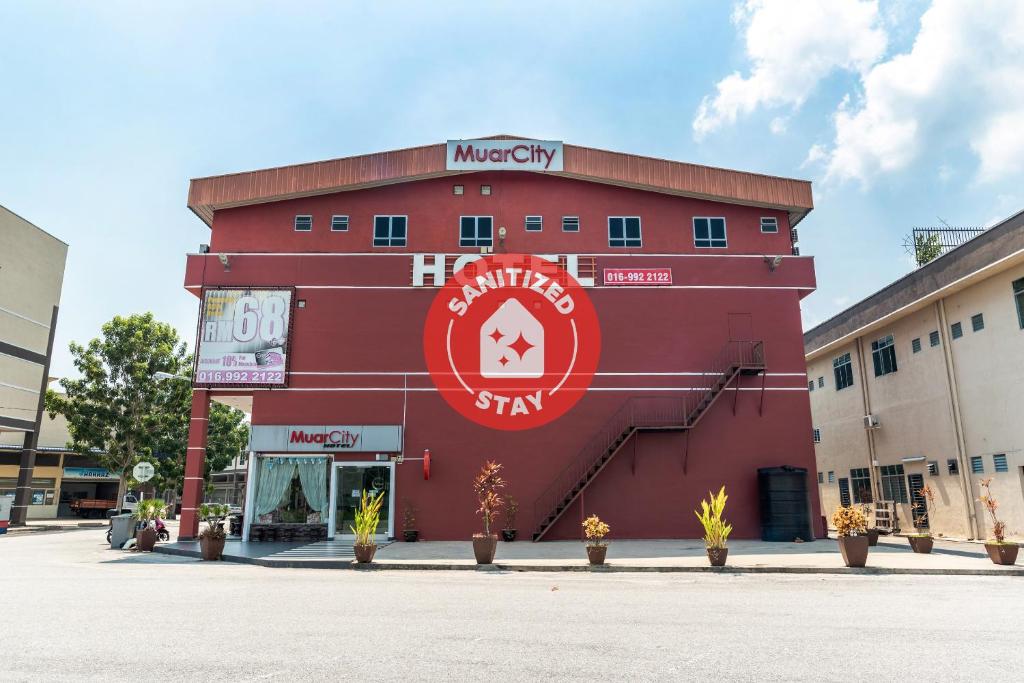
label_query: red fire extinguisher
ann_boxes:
[423,449,431,481]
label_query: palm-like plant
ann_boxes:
[133,498,167,528]
[351,489,386,546]
[695,486,732,549]
[199,503,230,540]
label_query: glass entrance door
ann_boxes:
[330,463,394,540]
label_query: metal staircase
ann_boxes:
[531,340,765,541]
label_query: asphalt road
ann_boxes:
[1,528,1021,681]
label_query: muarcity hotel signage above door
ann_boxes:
[446,139,563,171]
[249,425,403,453]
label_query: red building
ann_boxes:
[178,137,821,543]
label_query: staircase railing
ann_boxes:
[531,340,765,540]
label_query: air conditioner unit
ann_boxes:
[863,414,880,430]
[790,228,799,243]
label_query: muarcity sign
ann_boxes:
[446,139,563,171]
[413,253,594,287]
[249,425,403,453]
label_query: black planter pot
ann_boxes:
[501,529,517,542]
[403,529,419,542]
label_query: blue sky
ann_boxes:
[1,1,1021,377]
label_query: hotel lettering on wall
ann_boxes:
[413,254,595,287]
[446,139,563,171]
[249,425,403,453]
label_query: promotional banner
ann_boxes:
[195,288,292,386]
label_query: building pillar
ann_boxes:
[10,305,59,527]
[178,388,210,541]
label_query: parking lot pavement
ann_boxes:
[2,527,1023,681]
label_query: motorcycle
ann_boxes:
[107,517,170,544]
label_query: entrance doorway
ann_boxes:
[328,462,395,540]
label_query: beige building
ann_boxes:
[805,209,1024,541]
[0,204,68,524]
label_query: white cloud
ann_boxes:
[769,116,788,134]
[819,0,1024,184]
[693,0,886,139]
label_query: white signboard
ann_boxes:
[446,139,563,171]
[249,425,403,453]
[195,288,292,386]
[133,462,155,482]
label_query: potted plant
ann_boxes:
[198,503,229,561]
[582,514,610,565]
[978,478,1019,566]
[472,461,505,564]
[832,505,869,567]
[402,502,419,542]
[861,504,880,546]
[907,484,935,554]
[502,497,519,542]
[133,499,167,552]
[695,486,732,566]
[352,489,386,563]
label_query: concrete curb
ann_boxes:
[152,545,1024,576]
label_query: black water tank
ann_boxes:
[758,466,814,542]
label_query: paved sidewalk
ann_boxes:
[3,518,108,535]
[155,535,1023,575]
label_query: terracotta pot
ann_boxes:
[838,535,869,567]
[501,529,517,542]
[706,547,728,567]
[403,530,419,543]
[586,544,607,565]
[354,543,377,564]
[200,535,225,561]
[473,535,498,564]
[908,535,933,554]
[985,543,1019,566]
[136,527,157,552]
[866,528,880,546]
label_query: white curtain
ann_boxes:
[296,458,329,513]
[253,459,296,516]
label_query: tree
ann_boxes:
[45,314,250,508]
[914,232,943,266]
[45,314,189,509]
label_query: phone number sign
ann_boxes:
[194,288,292,387]
[603,268,673,286]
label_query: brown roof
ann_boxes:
[187,135,814,226]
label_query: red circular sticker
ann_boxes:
[424,254,601,431]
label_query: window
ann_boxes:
[760,217,778,233]
[693,217,727,248]
[453,184,464,195]
[947,458,959,475]
[294,215,312,232]
[838,478,851,507]
[608,217,642,248]
[808,380,815,392]
[373,215,407,247]
[971,313,984,332]
[818,471,824,484]
[562,216,580,232]
[929,330,940,347]
[912,338,922,354]
[1014,278,1024,329]
[970,456,983,474]
[951,322,963,339]
[525,216,543,232]
[0,478,55,505]
[330,215,349,232]
[993,454,1008,473]
[460,216,493,247]
[813,428,821,443]
[817,376,824,389]
[851,468,872,503]
[833,353,854,390]
[880,464,908,503]
[827,471,835,484]
[871,335,898,377]
[927,461,939,476]
[480,185,492,196]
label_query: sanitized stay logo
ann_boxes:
[423,254,600,430]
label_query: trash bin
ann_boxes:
[110,513,136,549]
